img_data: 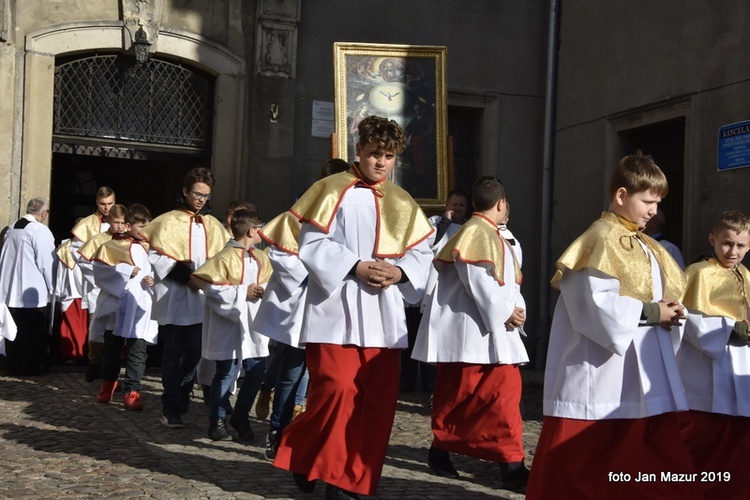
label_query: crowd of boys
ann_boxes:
[1,115,749,499]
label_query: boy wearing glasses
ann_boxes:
[141,167,230,428]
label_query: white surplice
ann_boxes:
[412,237,528,365]
[0,215,55,308]
[298,187,433,348]
[200,251,269,361]
[92,242,158,344]
[149,219,207,326]
[543,239,688,420]
[252,246,308,348]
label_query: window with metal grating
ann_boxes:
[53,55,213,149]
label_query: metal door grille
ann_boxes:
[54,55,213,148]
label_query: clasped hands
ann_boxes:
[658,299,686,330]
[355,258,402,289]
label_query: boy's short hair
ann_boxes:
[109,204,127,220]
[224,201,252,219]
[357,116,406,154]
[472,176,506,211]
[183,167,215,190]
[320,158,350,179]
[126,203,152,225]
[713,210,750,235]
[230,209,262,239]
[609,152,668,199]
[96,186,115,200]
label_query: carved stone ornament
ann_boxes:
[121,0,162,52]
[256,20,297,78]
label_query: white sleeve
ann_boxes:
[682,311,733,360]
[558,267,643,356]
[394,238,433,305]
[202,283,243,321]
[298,221,359,297]
[149,250,177,281]
[456,259,515,334]
[268,246,308,295]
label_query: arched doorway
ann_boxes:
[49,54,214,240]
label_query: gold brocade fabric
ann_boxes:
[682,259,750,320]
[78,232,113,262]
[289,166,434,258]
[140,209,229,262]
[551,211,686,302]
[192,246,272,286]
[435,213,522,285]
[55,240,77,270]
[259,211,301,255]
[71,212,105,243]
[93,238,149,267]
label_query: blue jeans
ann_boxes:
[269,344,306,432]
[210,359,241,420]
[235,356,267,414]
[160,323,202,414]
[294,368,309,406]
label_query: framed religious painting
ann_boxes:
[334,42,448,208]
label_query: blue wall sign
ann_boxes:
[718,121,750,171]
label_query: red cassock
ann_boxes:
[679,410,750,500]
[273,344,400,496]
[526,414,703,500]
[57,299,88,361]
[432,363,524,463]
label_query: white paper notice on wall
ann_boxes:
[311,100,335,138]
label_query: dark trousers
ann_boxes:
[6,307,49,376]
[160,323,201,414]
[101,330,149,393]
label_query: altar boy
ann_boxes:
[413,176,529,491]
[191,209,271,441]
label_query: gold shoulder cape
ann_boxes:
[93,237,149,267]
[140,209,230,262]
[289,166,434,258]
[55,239,77,270]
[78,232,113,262]
[436,213,521,285]
[550,211,685,302]
[682,259,750,320]
[71,212,105,243]
[259,211,301,255]
[192,245,273,286]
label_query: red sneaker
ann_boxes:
[97,380,118,403]
[123,390,144,411]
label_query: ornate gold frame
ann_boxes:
[334,42,448,208]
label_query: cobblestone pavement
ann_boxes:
[0,367,542,499]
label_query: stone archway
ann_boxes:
[20,23,245,217]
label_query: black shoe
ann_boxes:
[499,461,530,492]
[428,445,459,478]
[160,413,184,429]
[292,472,316,494]
[85,363,101,383]
[208,418,232,441]
[265,429,280,460]
[325,483,361,500]
[229,412,254,441]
